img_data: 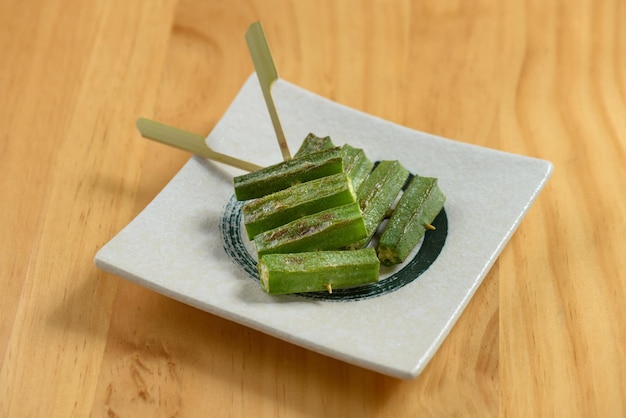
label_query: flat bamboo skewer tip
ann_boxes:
[135,118,262,172]
[245,21,292,161]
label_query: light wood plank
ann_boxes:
[500,0,626,416]
[0,0,177,415]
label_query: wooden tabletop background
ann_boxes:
[1,0,625,416]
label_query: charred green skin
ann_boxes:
[351,160,409,248]
[294,133,336,157]
[233,147,343,200]
[242,173,356,239]
[254,202,367,256]
[293,136,373,191]
[258,248,380,294]
[341,144,374,191]
[377,176,445,266]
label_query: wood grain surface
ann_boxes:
[0,0,624,416]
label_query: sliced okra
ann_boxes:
[233,147,343,200]
[341,144,374,191]
[242,172,356,239]
[350,160,409,248]
[294,133,336,157]
[377,176,445,266]
[258,248,380,294]
[254,202,367,256]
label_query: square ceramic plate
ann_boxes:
[95,74,552,379]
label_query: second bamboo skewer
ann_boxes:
[136,118,262,172]
[245,21,292,161]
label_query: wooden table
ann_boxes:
[1,1,624,416]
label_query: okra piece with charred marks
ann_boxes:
[258,248,380,294]
[293,138,373,190]
[242,172,356,239]
[233,147,343,200]
[350,160,409,248]
[254,202,367,256]
[294,133,336,157]
[377,176,445,266]
[341,144,374,191]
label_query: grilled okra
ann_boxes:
[293,137,373,191]
[233,147,343,200]
[241,173,356,239]
[377,176,445,265]
[341,144,374,191]
[294,133,336,157]
[258,248,380,294]
[254,202,367,256]
[350,160,409,248]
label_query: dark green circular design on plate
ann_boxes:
[220,194,447,302]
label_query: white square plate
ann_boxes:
[95,74,552,379]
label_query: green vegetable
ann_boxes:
[293,136,373,191]
[258,248,380,294]
[242,173,356,239]
[350,160,409,248]
[233,147,344,200]
[254,202,367,256]
[377,176,446,265]
[341,144,374,191]
[294,133,335,157]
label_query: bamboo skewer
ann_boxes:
[135,22,288,171]
[135,118,262,172]
[245,21,292,161]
